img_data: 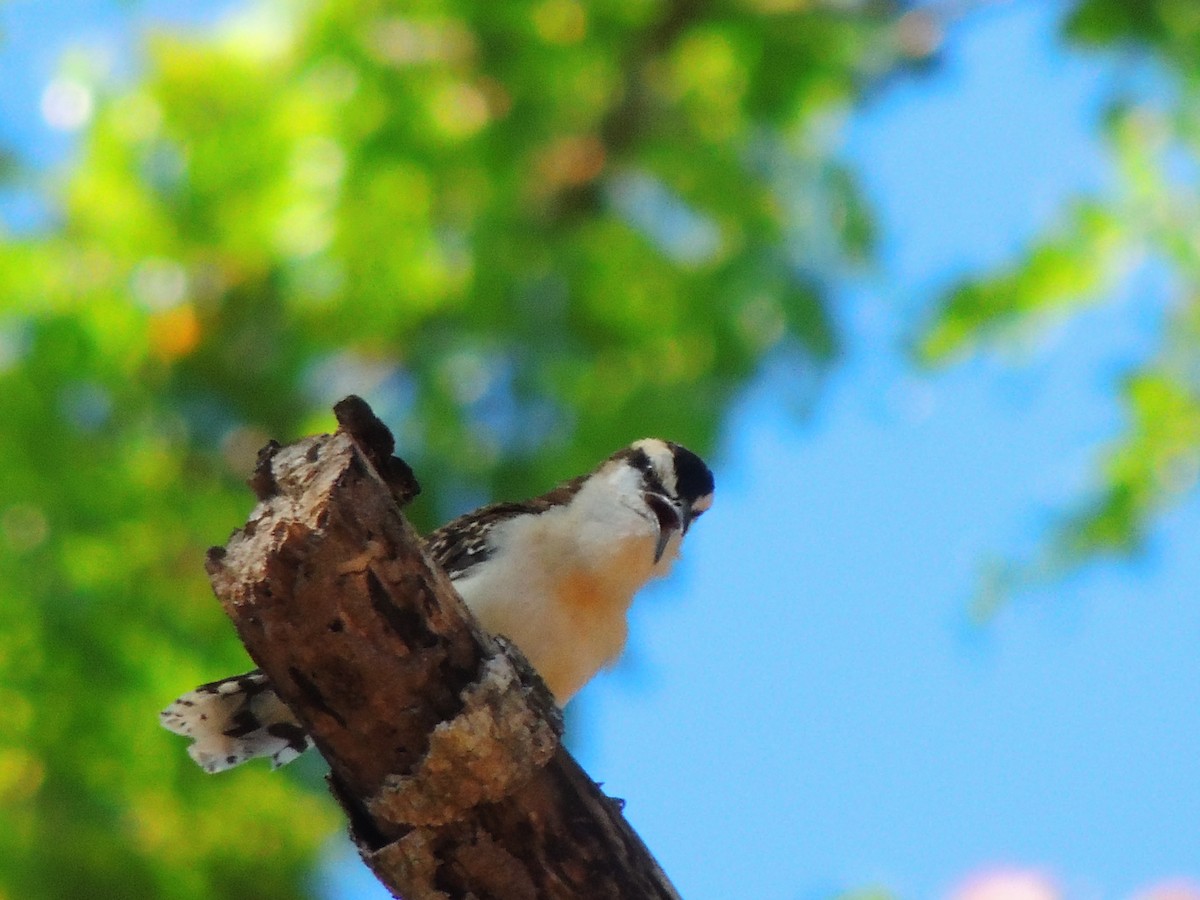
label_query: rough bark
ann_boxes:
[204,396,683,900]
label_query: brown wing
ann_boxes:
[423,474,588,579]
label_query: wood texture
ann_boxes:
[204,398,683,899]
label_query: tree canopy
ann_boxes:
[921,0,1200,589]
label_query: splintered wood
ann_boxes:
[204,397,682,900]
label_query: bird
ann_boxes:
[160,438,714,773]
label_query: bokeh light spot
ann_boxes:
[950,868,1060,900]
[40,76,93,131]
[533,0,587,45]
[132,258,188,311]
[430,81,491,138]
[2,504,49,554]
[148,305,201,360]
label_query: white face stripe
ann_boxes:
[630,438,678,496]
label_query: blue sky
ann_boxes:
[6,2,1198,898]
[576,5,1200,899]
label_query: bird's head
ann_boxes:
[617,438,714,564]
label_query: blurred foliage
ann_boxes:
[835,890,896,900]
[920,0,1200,580]
[0,0,922,896]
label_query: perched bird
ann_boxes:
[161,438,714,772]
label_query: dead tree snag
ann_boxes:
[203,396,682,899]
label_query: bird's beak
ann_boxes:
[643,492,683,564]
[679,503,695,536]
[653,527,672,565]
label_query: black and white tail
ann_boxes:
[159,670,312,773]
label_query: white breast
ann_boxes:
[452,468,681,703]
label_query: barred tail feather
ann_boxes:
[159,669,312,773]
